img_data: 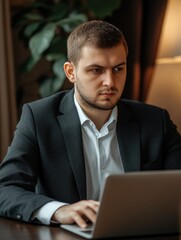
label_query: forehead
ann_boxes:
[77,43,127,67]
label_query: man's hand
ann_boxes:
[52,200,100,228]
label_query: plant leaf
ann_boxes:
[58,13,88,32]
[29,23,56,58]
[47,3,68,21]
[87,0,122,18]
[12,2,49,26]
[39,76,65,97]
[46,37,67,60]
[39,77,54,97]
[24,22,42,38]
[46,53,63,61]
[23,12,44,21]
[39,55,66,97]
[23,1,50,10]
[52,55,66,80]
[52,76,65,93]
[18,55,40,73]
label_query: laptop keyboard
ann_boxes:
[80,224,93,232]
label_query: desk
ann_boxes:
[0,217,180,240]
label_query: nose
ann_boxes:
[103,71,114,87]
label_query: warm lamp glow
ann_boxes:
[157,0,181,60]
[147,0,181,134]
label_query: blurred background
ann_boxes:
[0,0,181,160]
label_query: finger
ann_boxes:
[86,200,100,213]
[76,201,99,224]
[81,207,97,224]
[88,200,100,206]
[72,212,88,228]
[52,200,100,226]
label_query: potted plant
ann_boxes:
[13,0,122,97]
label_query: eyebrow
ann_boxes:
[85,62,126,69]
[113,62,127,68]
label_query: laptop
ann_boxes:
[61,170,181,239]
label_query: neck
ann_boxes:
[74,91,113,130]
[81,106,112,130]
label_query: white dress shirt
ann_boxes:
[34,95,124,224]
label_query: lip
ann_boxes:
[100,92,116,97]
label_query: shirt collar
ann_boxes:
[74,95,117,130]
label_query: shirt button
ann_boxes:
[101,164,105,169]
[16,214,22,220]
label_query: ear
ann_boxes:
[64,62,76,83]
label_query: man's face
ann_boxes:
[65,42,127,111]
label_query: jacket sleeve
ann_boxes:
[0,104,54,222]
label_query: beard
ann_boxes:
[76,83,120,111]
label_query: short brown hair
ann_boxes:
[67,20,128,65]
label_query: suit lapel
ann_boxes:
[57,90,86,200]
[56,92,141,199]
[117,102,141,172]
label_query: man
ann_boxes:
[0,20,181,228]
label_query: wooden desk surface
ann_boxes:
[0,217,180,240]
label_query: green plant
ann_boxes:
[13,0,122,97]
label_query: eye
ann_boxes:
[90,67,104,74]
[113,66,124,73]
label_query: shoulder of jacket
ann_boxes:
[120,99,165,112]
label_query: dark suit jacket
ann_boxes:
[0,89,181,222]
